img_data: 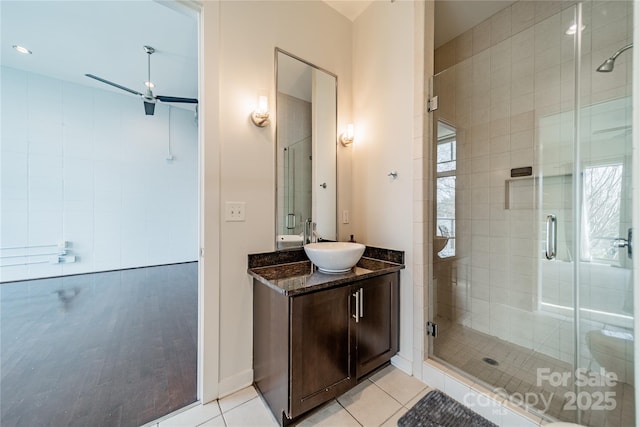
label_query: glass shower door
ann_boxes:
[539,1,634,425]
[429,2,635,425]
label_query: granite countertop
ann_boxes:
[248,246,405,296]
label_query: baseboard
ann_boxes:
[218,368,254,399]
[391,353,413,375]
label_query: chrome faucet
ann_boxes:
[303,219,318,244]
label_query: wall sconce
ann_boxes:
[565,23,586,35]
[251,95,270,127]
[340,124,354,146]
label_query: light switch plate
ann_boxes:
[225,202,246,221]
[342,209,350,224]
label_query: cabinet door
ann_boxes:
[290,286,356,418]
[355,273,399,378]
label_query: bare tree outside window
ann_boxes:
[436,122,456,258]
[582,164,623,262]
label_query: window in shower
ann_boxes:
[580,96,632,266]
[436,121,456,258]
[582,163,624,264]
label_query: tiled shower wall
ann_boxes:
[433,0,633,366]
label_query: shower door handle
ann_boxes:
[613,228,632,259]
[286,213,296,230]
[545,214,557,260]
[352,291,360,323]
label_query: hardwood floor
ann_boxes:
[1,262,198,427]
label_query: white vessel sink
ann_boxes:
[304,242,366,274]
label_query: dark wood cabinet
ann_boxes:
[253,271,399,425]
[290,285,356,417]
[354,273,398,378]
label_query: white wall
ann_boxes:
[213,0,353,395]
[0,66,198,282]
[352,1,423,373]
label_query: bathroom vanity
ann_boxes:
[248,247,404,426]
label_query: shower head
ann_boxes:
[596,58,615,72]
[596,43,633,72]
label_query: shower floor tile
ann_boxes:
[432,318,635,426]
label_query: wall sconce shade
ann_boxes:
[340,124,354,146]
[565,23,586,35]
[251,95,270,127]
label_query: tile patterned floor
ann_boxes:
[147,366,431,427]
[433,319,635,427]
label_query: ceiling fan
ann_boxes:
[85,45,197,116]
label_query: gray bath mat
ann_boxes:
[398,390,497,427]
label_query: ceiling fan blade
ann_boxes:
[85,74,143,96]
[143,100,156,116]
[156,95,198,104]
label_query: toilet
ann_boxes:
[586,328,634,385]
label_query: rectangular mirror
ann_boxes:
[275,48,337,249]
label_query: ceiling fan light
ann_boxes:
[145,81,155,88]
[13,44,32,55]
[144,101,156,115]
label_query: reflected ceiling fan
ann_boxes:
[85,45,197,116]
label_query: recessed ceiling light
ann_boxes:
[145,81,155,88]
[565,23,586,35]
[13,45,32,55]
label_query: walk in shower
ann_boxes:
[429,1,634,425]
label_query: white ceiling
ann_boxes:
[1,0,198,106]
[323,0,374,21]
[1,0,509,107]
[325,0,515,49]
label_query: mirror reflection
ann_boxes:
[276,49,337,249]
[435,120,456,259]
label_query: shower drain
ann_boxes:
[482,357,499,366]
